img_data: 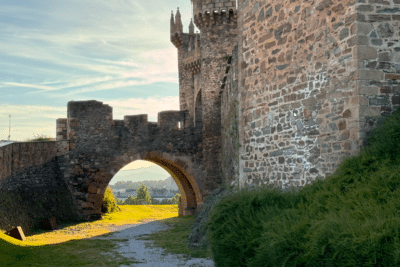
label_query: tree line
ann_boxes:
[114,184,181,205]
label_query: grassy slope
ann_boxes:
[0,205,213,267]
[205,108,400,266]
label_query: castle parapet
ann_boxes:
[56,118,68,140]
[67,100,113,128]
[113,120,125,127]
[124,114,149,136]
[184,58,201,75]
[194,1,237,29]
[158,110,190,130]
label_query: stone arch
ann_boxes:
[97,151,202,217]
[194,88,202,128]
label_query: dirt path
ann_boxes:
[91,220,215,267]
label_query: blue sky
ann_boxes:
[0,0,197,183]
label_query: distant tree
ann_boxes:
[116,198,124,205]
[150,197,160,205]
[136,184,152,204]
[124,196,137,205]
[160,198,172,205]
[171,193,181,205]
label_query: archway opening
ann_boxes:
[109,160,180,207]
[92,152,202,220]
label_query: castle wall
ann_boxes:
[221,44,241,188]
[236,0,400,190]
[0,141,69,180]
[198,12,239,195]
[194,73,202,119]
[178,42,195,117]
[354,1,400,147]
[0,141,77,234]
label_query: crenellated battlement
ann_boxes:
[58,101,198,148]
[170,7,202,75]
[158,110,191,130]
[192,0,237,29]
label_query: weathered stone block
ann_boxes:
[353,46,377,60]
[359,86,379,95]
[87,185,98,194]
[8,226,26,241]
[356,70,384,80]
[360,106,381,117]
[385,74,400,80]
[40,217,58,230]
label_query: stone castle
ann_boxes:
[171,0,400,188]
[0,0,399,233]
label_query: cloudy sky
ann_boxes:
[0,0,197,183]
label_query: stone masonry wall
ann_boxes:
[354,0,400,149]
[221,44,241,188]
[59,100,207,220]
[196,3,239,195]
[56,118,68,140]
[236,0,400,190]
[0,141,69,180]
[0,141,78,234]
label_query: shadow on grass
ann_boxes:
[0,229,141,267]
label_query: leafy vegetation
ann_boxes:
[110,177,179,192]
[24,134,56,142]
[101,187,121,214]
[204,107,400,266]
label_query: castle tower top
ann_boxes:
[189,19,194,35]
[192,0,237,29]
[170,11,175,34]
[175,7,183,33]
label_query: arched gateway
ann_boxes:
[56,100,209,220]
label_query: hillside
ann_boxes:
[109,176,178,191]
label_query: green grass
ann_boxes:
[23,134,56,142]
[0,204,212,266]
[204,108,400,266]
[136,216,214,260]
[0,232,140,267]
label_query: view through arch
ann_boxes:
[97,152,202,217]
[109,160,180,205]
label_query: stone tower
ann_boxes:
[171,1,238,195]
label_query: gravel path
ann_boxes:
[91,220,215,267]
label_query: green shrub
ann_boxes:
[115,198,124,205]
[123,196,142,205]
[101,187,121,214]
[203,107,400,266]
[150,197,161,204]
[24,134,56,142]
[171,193,181,205]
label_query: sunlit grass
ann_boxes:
[25,205,178,245]
[0,204,213,267]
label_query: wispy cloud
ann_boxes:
[2,82,56,91]
[0,0,194,142]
